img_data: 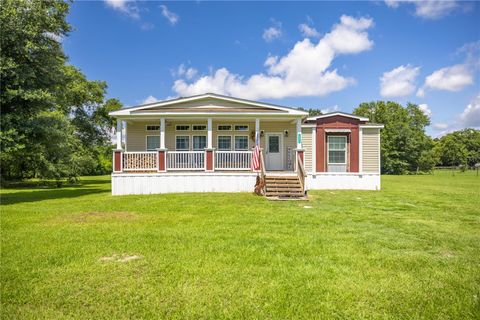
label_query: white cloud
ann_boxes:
[321,105,340,114]
[416,87,425,97]
[142,95,159,104]
[104,0,140,19]
[380,64,420,97]
[263,24,282,42]
[159,5,179,25]
[424,64,473,92]
[459,93,480,128]
[385,0,458,19]
[172,15,374,100]
[432,122,448,130]
[299,23,320,38]
[174,64,198,80]
[418,103,432,118]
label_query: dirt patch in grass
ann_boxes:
[99,254,143,263]
[49,211,138,224]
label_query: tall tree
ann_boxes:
[353,101,432,174]
[0,0,121,181]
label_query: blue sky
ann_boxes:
[64,1,479,135]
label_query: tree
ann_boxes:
[297,107,322,117]
[0,0,121,181]
[353,101,432,174]
[436,129,480,167]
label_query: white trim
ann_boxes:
[359,124,385,129]
[378,131,381,174]
[217,124,233,131]
[233,135,249,151]
[175,124,191,131]
[306,112,369,122]
[217,135,233,151]
[296,118,302,149]
[146,135,161,151]
[325,128,351,133]
[125,121,128,152]
[327,136,347,165]
[175,135,190,151]
[109,93,308,116]
[116,120,122,150]
[359,127,363,173]
[312,126,316,174]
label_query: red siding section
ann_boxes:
[114,151,122,172]
[315,116,364,172]
[158,150,166,171]
[206,150,213,171]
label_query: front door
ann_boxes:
[266,133,283,170]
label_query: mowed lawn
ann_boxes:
[1,173,479,319]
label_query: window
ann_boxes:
[176,136,190,150]
[192,125,207,131]
[176,125,190,131]
[217,136,232,150]
[146,136,160,151]
[234,136,248,150]
[146,125,160,131]
[328,136,347,164]
[234,125,249,131]
[192,136,206,150]
[218,125,232,131]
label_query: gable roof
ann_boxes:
[306,112,369,122]
[109,93,308,117]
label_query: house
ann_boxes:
[109,93,383,196]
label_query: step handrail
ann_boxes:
[296,155,306,193]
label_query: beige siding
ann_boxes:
[126,119,297,170]
[302,127,313,172]
[362,128,380,173]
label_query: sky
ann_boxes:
[63,0,480,136]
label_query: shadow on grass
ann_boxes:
[1,177,110,205]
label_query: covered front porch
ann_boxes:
[112,117,304,173]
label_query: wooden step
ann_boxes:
[266,185,302,190]
[266,192,305,197]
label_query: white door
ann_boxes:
[266,133,283,170]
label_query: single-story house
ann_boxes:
[109,93,383,197]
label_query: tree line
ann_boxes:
[1,1,478,183]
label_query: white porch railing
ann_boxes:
[123,152,157,171]
[215,151,252,170]
[167,151,205,170]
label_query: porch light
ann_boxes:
[284,130,289,137]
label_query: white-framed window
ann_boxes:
[327,136,347,164]
[176,136,190,150]
[192,125,207,131]
[234,136,249,150]
[217,136,232,150]
[176,125,190,131]
[146,135,160,151]
[234,125,249,131]
[146,125,160,131]
[217,125,232,131]
[192,135,207,150]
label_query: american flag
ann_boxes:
[251,132,260,171]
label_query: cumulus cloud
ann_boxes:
[459,93,480,128]
[263,20,283,42]
[172,15,374,100]
[104,0,140,19]
[418,103,432,118]
[424,64,473,92]
[159,5,179,25]
[380,65,420,97]
[142,95,159,104]
[321,105,340,114]
[385,0,458,19]
[174,64,198,80]
[299,23,320,38]
[432,123,449,130]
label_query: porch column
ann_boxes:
[295,118,304,172]
[205,118,214,172]
[113,119,123,173]
[160,118,165,149]
[255,118,260,144]
[116,119,122,150]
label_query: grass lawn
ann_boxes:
[1,173,479,319]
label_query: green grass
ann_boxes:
[1,173,479,319]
